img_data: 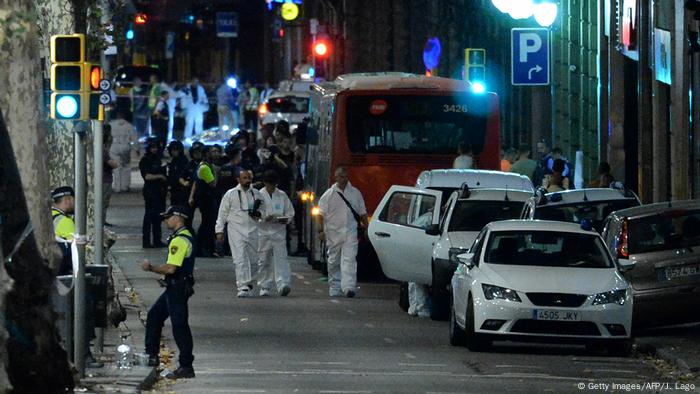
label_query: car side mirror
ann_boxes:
[425,224,441,236]
[457,252,475,268]
[618,258,635,273]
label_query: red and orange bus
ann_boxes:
[302,72,501,276]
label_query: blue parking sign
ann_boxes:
[512,28,550,86]
[217,12,239,38]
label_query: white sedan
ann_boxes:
[450,220,633,355]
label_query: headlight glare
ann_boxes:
[482,284,521,302]
[592,289,627,306]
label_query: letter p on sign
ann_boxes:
[519,33,542,62]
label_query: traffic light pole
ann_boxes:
[94,0,112,355]
[74,121,88,377]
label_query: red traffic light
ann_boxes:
[90,65,102,91]
[312,40,330,58]
[135,13,148,24]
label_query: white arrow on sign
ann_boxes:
[528,65,543,80]
[99,93,111,105]
[99,79,111,91]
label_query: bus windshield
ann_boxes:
[346,94,488,155]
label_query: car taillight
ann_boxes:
[258,103,268,116]
[617,219,629,259]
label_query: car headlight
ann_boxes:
[592,289,627,306]
[449,247,469,263]
[481,284,522,302]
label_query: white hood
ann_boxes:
[480,264,628,295]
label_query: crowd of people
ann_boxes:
[125,74,272,148]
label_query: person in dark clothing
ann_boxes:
[167,140,191,206]
[190,145,220,257]
[139,137,167,248]
[142,205,196,379]
[235,132,260,171]
[272,133,296,196]
[151,90,170,148]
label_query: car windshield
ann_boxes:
[267,96,309,113]
[629,209,700,254]
[534,199,639,233]
[448,201,525,231]
[484,230,614,268]
[346,94,489,154]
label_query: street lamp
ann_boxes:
[534,2,558,27]
[507,0,534,20]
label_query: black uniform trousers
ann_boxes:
[145,280,194,368]
[196,197,216,255]
[143,198,165,246]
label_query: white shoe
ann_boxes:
[259,289,271,297]
[329,289,343,297]
[237,288,253,298]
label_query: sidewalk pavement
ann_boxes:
[636,324,700,382]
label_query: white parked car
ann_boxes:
[450,220,633,355]
[369,170,534,317]
[520,185,641,233]
[259,91,310,130]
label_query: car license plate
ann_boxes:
[533,309,581,321]
[664,264,700,281]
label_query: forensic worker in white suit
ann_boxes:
[215,170,262,297]
[257,170,295,297]
[317,166,367,298]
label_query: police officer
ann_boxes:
[189,145,220,257]
[139,137,167,248]
[141,206,196,379]
[51,186,75,275]
[167,140,190,207]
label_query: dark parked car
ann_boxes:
[602,200,700,327]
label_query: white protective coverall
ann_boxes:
[181,84,208,139]
[317,182,366,296]
[109,117,136,192]
[216,184,262,294]
[257,187,295,294]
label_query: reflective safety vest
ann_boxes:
[52,208,75,242]
[165,227,196,281]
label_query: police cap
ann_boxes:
[160,205,190,221]
[51,186,74,200]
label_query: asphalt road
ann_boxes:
[109,192,665,393]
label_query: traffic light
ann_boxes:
[50,34,87,120]
[49,35,105,120]
[465,48,486,93]
[312,39,330,58]
[134,13,148,24]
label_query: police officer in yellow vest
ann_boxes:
[141,205,196,379]
[52,186,75,275]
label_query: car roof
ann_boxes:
[486,219,598,234]
[455,188,532,202]
[608,199,700,219]
[269,91,310,99]
[540,188,637,205]
[416,169,534,192]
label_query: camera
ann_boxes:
[248,199,262,219]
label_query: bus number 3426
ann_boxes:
[443,104,469,113]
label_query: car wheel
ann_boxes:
[398,282,409,312]
[465,296,490,352]
[607,339,634,357]
[449,297,467,347]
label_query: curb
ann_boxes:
[636,342,693,376]
[111,261,159,392]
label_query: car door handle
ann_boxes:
[374,232,391,238]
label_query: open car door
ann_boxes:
[368,186,442,285]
